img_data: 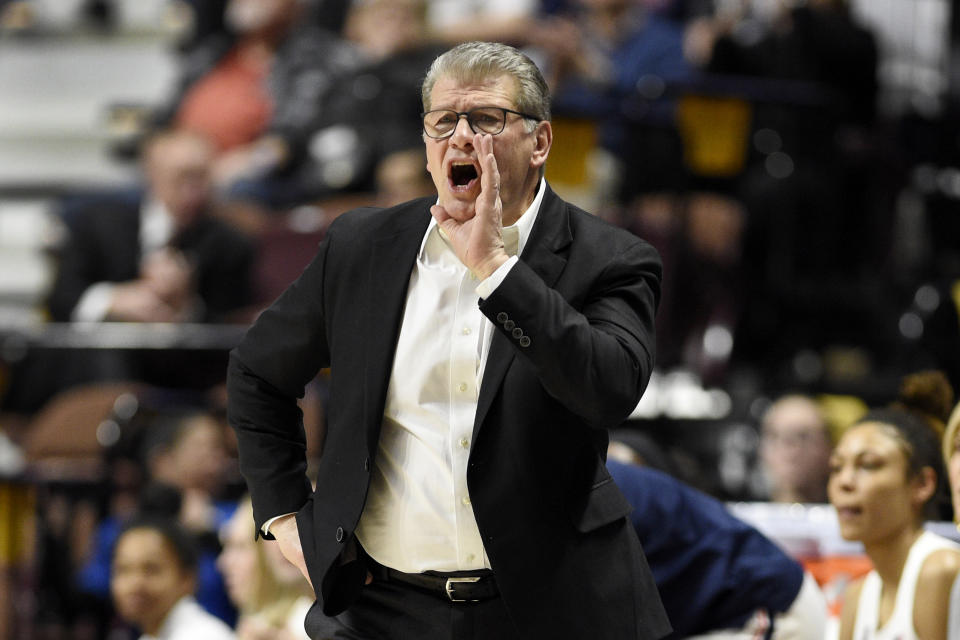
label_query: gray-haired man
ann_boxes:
[228,41,669,639]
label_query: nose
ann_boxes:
[448,115,475,148]
[832,463,855,490]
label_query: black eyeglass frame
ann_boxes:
[420,107,542,139]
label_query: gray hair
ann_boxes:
[421,41,551,126]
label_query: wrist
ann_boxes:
[473,252,509,281]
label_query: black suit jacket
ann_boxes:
[47,196,254,322]
[227,185,671,639]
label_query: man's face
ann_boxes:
[145,134,213,229]
[760,398,831,498]
[424,74,549,226]
[111,529,194,634]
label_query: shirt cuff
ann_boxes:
[262,512,297,537]
[71,282,117,322]
[475,256,518,299]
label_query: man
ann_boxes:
[30,128,254,401]
[47,128,253,324]
[759,394,834,504]
[227,42,669,639]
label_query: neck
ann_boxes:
[863,527,923,587]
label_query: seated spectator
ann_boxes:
[759,394,834,504]
[79,409,238,627]
[48,128,253,324]
[273,0,443,202]
[10,128,256,403]
[217,497,312,640]
[829,372,960,640]
[160,0,361,208]
[547,0,694,188]
[111,516,235,640]
[607,457,828,639]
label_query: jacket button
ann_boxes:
[511,327,523,339]
[496,312,508,323]
[364,457,370,471]
[519,336,531,347]
[336,526,344,543]
[504,319,515,331]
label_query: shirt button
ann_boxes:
[458,382,467,392]
[467,553,476,563]
[459,437,469,449]
[461,496,471,506]
[462,327,471,335]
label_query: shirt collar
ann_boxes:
[139,197,175,253]
[419,177,547,262]
[140,596,194,640]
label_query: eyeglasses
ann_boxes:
[421,107,540,139]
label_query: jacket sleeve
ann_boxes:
[479,237,660,427]
[226,236,332,533]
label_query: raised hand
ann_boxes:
[430,133,510,280]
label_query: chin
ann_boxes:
[438,199,477,222]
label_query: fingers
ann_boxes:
[475,133,501,222]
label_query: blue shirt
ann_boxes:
[607,460,804,636]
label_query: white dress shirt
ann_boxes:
[139,596,235,640]
[71,198,173,322]
[353,179,545,573]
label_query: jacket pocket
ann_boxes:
[568,475,633,533]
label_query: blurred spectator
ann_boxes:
[217,497,312,640]
[607,458,828,638]
[111,516,235,640]
[275,0,443,202]
[631,191,745,382]
[48,129,253,325]
[759,394,833,504]
[79,410,238,628]
[2,129,254,413]
[695,0,887,379]
[829,372,960,640]
[548,0,694,196]
[158,0,361,208]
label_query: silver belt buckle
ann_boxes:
[445,576,481,602]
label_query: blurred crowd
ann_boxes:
[0,0,959,638]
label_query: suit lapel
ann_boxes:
[362,202,433,455]
[473,185,572,437]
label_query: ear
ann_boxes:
[181,571,197,598]
[530,120,552,171]
[911,466,937,507]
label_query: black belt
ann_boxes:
[376,565,499,602]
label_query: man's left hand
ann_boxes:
[430,133,510,280]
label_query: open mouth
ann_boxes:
[449,162,479,190]
[835,506,863,520]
